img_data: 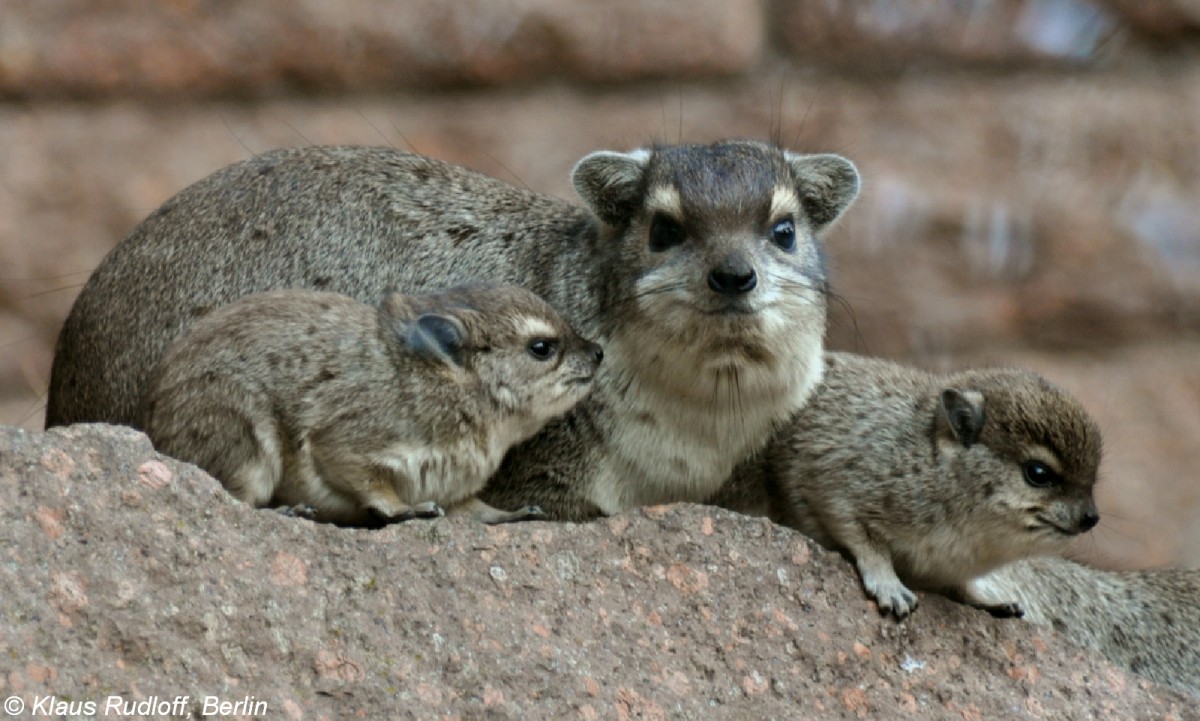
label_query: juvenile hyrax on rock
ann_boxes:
[48,141,860,520]
[140,285,603,525]
[736,351,1102,619]
[971,557,1200,696]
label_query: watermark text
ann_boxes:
[4,694,268,717]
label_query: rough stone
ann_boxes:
[0,423,1194,718]
[774,0,1128,68]
[0,0,762,99]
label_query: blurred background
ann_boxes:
[1,0,1198,569]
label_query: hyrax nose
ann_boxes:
[707,256,758,297]
[585,341,604,367]
[1078,509,1100,532]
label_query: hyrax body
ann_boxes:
[140,285,603,525]
[739,351,1102,619]
[48,141,860,520]
[971,558,1200,696]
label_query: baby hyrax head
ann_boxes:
[380,284,603,438]
[571,140,859,395]
[936,368,1102,557]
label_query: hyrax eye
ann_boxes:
[1022,460,1062,488]
[649,213,686,252]
[527,338,559,361]
[771,217,797,252]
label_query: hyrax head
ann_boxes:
[934,368,1102,557]
[379,284,603,425]
[571,140,859,371]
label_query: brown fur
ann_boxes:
[49,141,860,520]
[719,351,1102,619]
[972,558,1200,697]
[140,285,602,525]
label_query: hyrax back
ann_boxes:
[50,141,860,520]
[140,285,603,525]
[763,352,1102,619]
[971,558,1200,696]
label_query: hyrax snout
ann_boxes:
[140,284,601,526]
[765,352,1103,620]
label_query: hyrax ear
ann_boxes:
[938,388,986,448]
[783,152,861,232]
[571,149,650,227]
[404,314,469,367]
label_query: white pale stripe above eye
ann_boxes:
[645,185,683,217]
[768,186,801,223]
[517,317,558,339]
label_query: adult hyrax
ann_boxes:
[140,285,603,525]
[971,558,1200,696]
[48,141,860,520]
[747,352,1102,619]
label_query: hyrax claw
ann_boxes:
[979,602,1025,619]
[276,504,318,520]
[411,501,445,519]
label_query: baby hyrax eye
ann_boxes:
[771,217,796,252]
[527,338,559,361]
[1022,459,1063,488]
[648,213,686,252]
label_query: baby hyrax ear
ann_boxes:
[571,149,651,226]
[783,152,861,231]
[404,314,469,367]
[938,388,986,448]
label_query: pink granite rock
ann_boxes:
[0,423,1192,718]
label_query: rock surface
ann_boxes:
[0,423,1194,719]
[775,0,1126,67]
[0,0,761,98]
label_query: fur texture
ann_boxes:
[971,558,1200,697]
[720,351,1102,619]
[49,141,860,520]
[140,285,602,525]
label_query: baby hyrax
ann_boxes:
[767,352,1102,620]
[140,285,604,526]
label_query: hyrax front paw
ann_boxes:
[411,501,446,519]
[975,601,1025,619]
[276,504,318,519]
[958,581,1025,619]
[490,505,547,524]
[449,497,546,524]
[860,570,919,620]
[367,501,444,525]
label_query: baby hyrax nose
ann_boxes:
[707,254,758,297]
[585,341,604,368]
[1078,509,1100,532]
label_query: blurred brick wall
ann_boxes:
[3,0,1199,568]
